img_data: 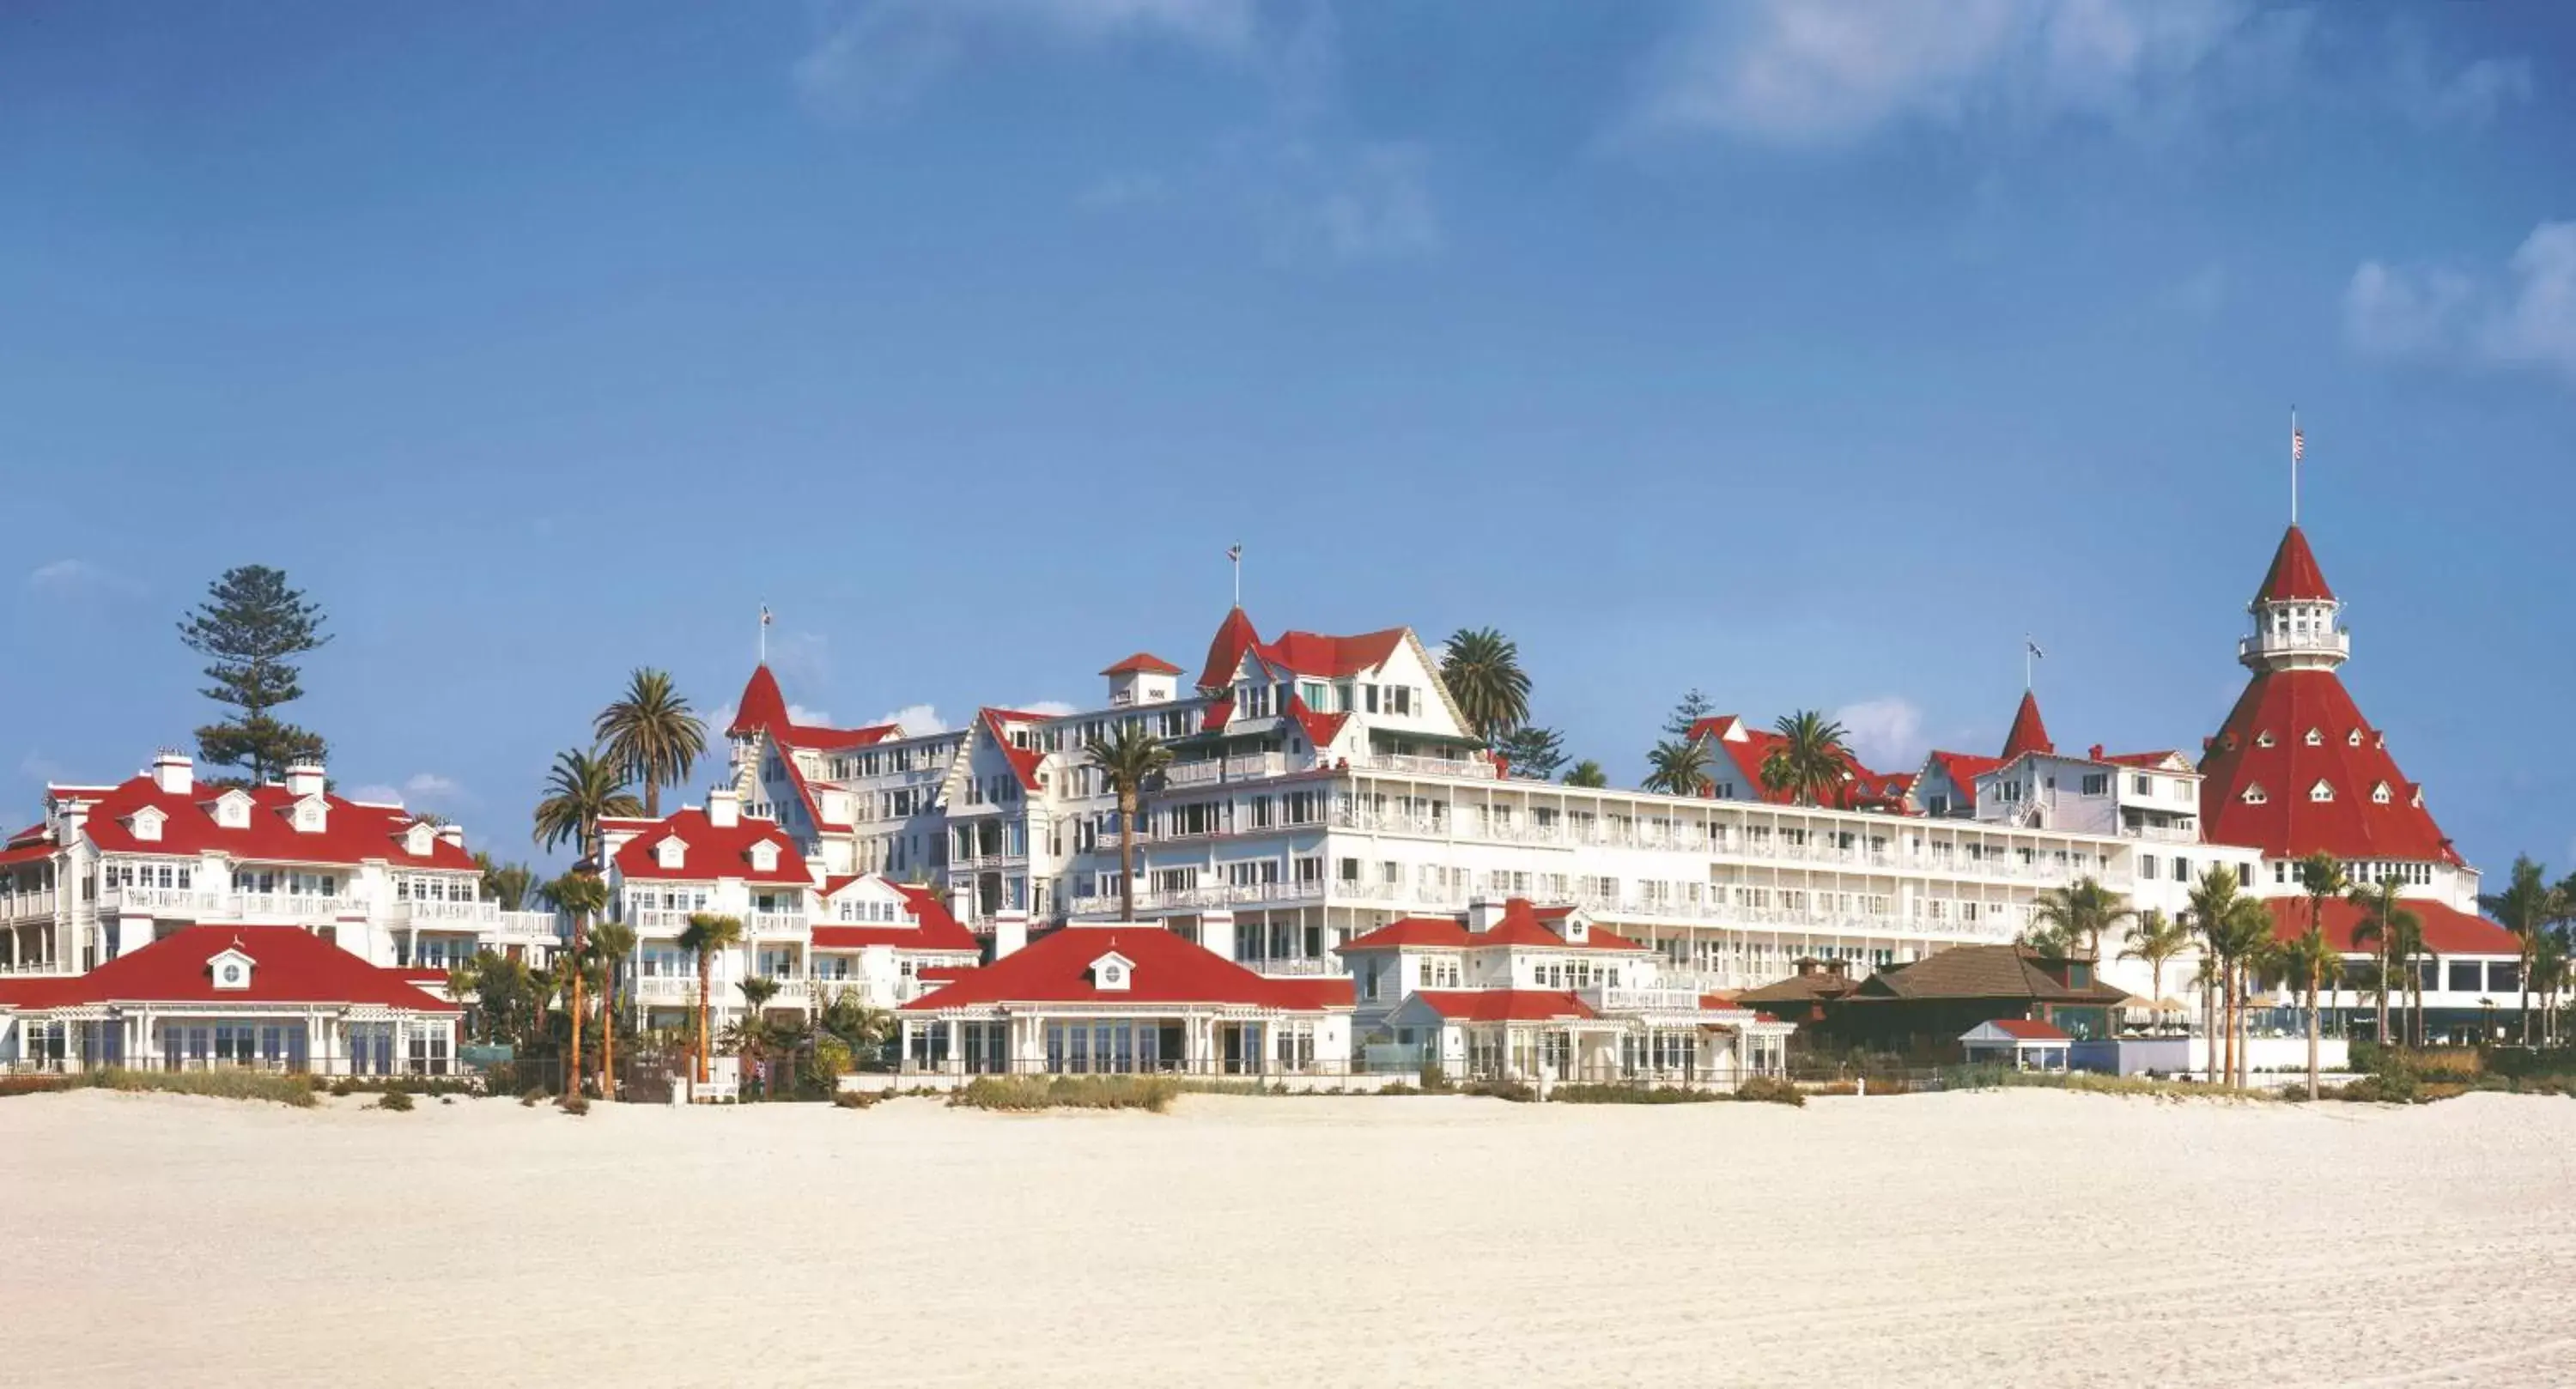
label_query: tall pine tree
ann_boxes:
[179,566,331,784]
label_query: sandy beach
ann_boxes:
[6,1089,2576,1387]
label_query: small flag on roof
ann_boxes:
[2026,638,2045,660]
[761,604,774,627]
[2292,424,2304,464]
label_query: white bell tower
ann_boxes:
[2239,525,2349,674]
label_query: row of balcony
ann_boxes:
[79,887,562,938]
[1322,810,2125,885]
[626,908,811,937]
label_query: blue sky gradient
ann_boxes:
[4,1,2572,875]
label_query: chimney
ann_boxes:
[1466,898,1506,933]
[1795,957,1820,978]
[2088,743,2105,761]
[1827,958,1851,980]
[707,786,740,829]
[283,763,325,798]
[434,824,465,850]
[992,909,1029,960]
[150,749,194,796]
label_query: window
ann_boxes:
[2142,854,2159,879]
[2256,731,2275,748]
[2131,775,2152,797]
[2447,961,2481,993]
[2372,782,2391,804]
[2304,728,2323,747]
[2236,863,2253,887]
[2310,781,2335,803]
[2172,857,2190,883]
[2081,774,2109,797]
[2242,784,2268,805]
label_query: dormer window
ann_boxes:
[2410,786,2424,808]
[2310,780,2335,803]
[2241,784,2268,805]
[2255,731,2275,749]
[1564,917,1589,943]
[214,791,253,829]
[2347,729,2363,748]
[658,838,687,870]
[1091,951,1134,992]
[2303,729,2323,747]
[2372,782,2391,804]
[750,841,780,873]
[404,824,435,857]
[129,807,166,843]
[209,946,255,992]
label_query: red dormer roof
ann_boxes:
[1101,652,1182,677]
[1923,752,2003,811]
[977,710,1045,792]
[0,925,455,1013]
[71,776,474,871]
[2254,525,2336,604]
[2001,690,2054,760]
[2197,669,2459,864]
[1413,990,1595,1022]
[810,880,981,952]
[901,926,1352,1011]
[1199,697,1235,735]
[1198,607,1262,692]
[1261,628,1408,679]
[1284,691,1351,753]
[611,808,812,885]
[1338,900,1646,954]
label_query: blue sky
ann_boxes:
[3,1,2572,876]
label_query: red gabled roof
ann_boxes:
[2100,750,2184,768]
[1337,900,1645,954]
[2266,896,2518,956]
[1688,716,1900,810]
[6,822,46,849]
[811,882,979,953]
[1261,628,1407,679]
[1284,691,1350,752]
[1200,697,1234,734]
[2255,525,2336,604]
[729,665,790,738]
[1197,607,1262,693]
[0,925,454,1013]
[1413,990,1595,1022]
[902,927,1352,1011]
[727,664,899,753]
[611,808,812,885]
[2001,690,2054,760]
[1923,751,2003,812]
[72,775,474,871]
[977,710,1045,792]
[1101,652,1182,677]
[2197,669,2458,864]
[1986,1017,2069,1041]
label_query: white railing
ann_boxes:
[106,887,229,915]
[1251,958,1334,977]
[487,910,562,941]
[1582,986,1718,1014]
[0,891,58,921]
[391,899,500,925]
[633,909,695,933]
[0,960,74,976]
[744,911,808,939]
[1068,882,1328,916]
[2130,824,2198,844]
[2239,629,2348,663]
[232,892,366,919]
[1352,754,1499,781]
[635,974,700,1000]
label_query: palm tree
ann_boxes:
[2189,868,2272,1088]
[2276,921,2342,1100]
[1642,738,1713,798]
[1562,760,1609,789]
[677,913,743,1089]
[1083,725,1171,922]
[594,668,708,819]
[2184,869,2244,1083]
[2226,907,2284,1088]
[532,747,644,865]
[544,871,609,1097]
[2481,856,2561,1045]
[1763,711,1851,808]
[474,852,537,912]
[734,975,782,1098]
[2385,909,2430,1047]
[445,961,482,1041]
[2119,908,2192,1033]
[2346,876,2418,1047]
[587,919,636,1101]
[2032,876,2134,959]
[1438,628,1530,745]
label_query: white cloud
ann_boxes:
[1833,697,1928,772]
[24,559,140,599]
[1078,172,1170,212]
[795,0,1255,118]
[2345,222,2576,385]
[1629,0,2263,147]
[349,784,403,804]
[1259,140,1442,264]
[1009,700,1081,719]
[18,750,65,785]
[404,773,467,803]
[2384,19,2534,130]
[872,703,950,736]
[787,704,835,728]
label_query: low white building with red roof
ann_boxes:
[598,787,985,1034]
[0,751,557,984]
[1340,898,1791,1083]
[0,924,459,1077]
[894,925,1353,1079]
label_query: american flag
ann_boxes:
[2026,638,2045,660]
[2292,425,2304,464]
[1227,543,1242,563]
[760,604,773,627]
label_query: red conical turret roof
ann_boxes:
[2254,525,2336,604]
[1197,607,1261,693]
[2000,690,2054,760]
[2197,670,2458,864]
[727,664,788,738]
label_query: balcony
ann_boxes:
[1351,754,1498,781]
[1163,753,1295,789]
[106,888,366,921]
[2239,628,2349,665]
[0,890,58,922]
[1580,986,1722,1015]
[745,911,809,939]
[1067,881,1328,916]
[390,899,502,926]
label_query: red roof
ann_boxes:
[1197,607,1262,692]
[1200,697,1234,734]
[70,775,474,871]
[1413,990,1595,1022]
[1100,652,1182,676]
[1923,751,2002,811]
[1261,628,1407,679]
[728,665,790,738]
[0,837,52,868]
[0,925,455,1013]
[1338,900,1646,954]
[1986,1017,2069,1041]
[610,808,812,885]
[978,710,1045,792]
[1687,716,1901,810]
[2000,690,2054,760]
[902,927,1352,1011]
[810,881,980,952]
[2197,669,2458,864]
[2266,896,2519,956]
[6,822,46,849]
[1285,691,1351,752]
[2255,525,2336,604]
[725,665,897,753]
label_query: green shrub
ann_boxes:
[48,1067,320,1107]
[329,1078,355,1097]
[1550,1083,1725,1105]
[559,1095,590,1116]
[374,1089,415,1112]
[832,1089,881,1109]
[950,1075,1179,1113]
[1459,1078,1538,1102]
[519,1087,548,1107]
[1735,1076,1806,1107]
[0,1074,76,1099]
[1417,1062,1451,1092]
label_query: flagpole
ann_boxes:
[2290,406,2299,525]
[759,604,768,664]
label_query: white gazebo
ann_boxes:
[1959,1017,2072,1072]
